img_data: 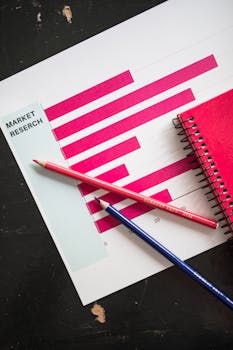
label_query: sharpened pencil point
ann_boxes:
[33,160,46,167]
[95,198,109,210]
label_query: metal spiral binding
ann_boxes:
[173,117,233,239]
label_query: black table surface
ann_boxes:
[1,1,233,349]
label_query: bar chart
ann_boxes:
[46,54,218,233]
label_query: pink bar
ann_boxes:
[95,189,172,233]
[87,157,192,214]
[88,192,126,214]
[78,164,129,195]
[126,157,193,192]
[45,71,134,121]
[62,89,194,158]
[70,137,140,173]
[54,55,217,140]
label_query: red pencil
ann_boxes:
[33,159,218,229]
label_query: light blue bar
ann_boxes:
[1,103,107,271]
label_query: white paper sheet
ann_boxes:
[1,0,233,305]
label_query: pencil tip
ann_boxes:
[94,197,109,209]
[33,159,45,167]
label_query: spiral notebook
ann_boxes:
[174,89,233,238]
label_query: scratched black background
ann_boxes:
[0,1,233,349]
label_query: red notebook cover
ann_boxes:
[175,89,233,236]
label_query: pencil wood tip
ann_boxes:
[95,198,109,209]
[33,159,46,167]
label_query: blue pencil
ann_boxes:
[96,197,233,310]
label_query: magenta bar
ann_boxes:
[87,157,192,214]
[126,157,193,192]
[95,189,172,233]
[45,70,134,121]
[88,192,126,214]
[54,54,217,140]
[78,164,129,195]
[62,89,194,158]
[70,137,140,173]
